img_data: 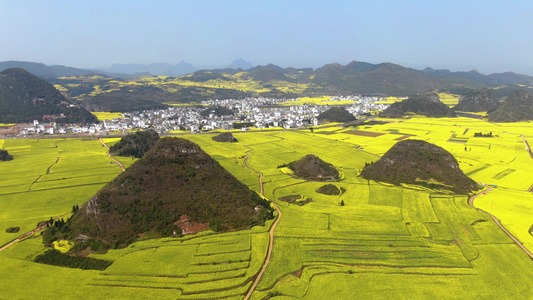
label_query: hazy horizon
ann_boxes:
[2,0,533,75]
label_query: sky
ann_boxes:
[1,0,533,74]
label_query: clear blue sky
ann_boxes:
[1,0,532,74]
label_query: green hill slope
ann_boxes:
[380,93,455,118]
[0,68,98,123]
[288,154,339,181]
[109,130,160,158]
[360,139,477,194]
[453,89,500,112]
[487,90,533,122]
[317,107,356,123]
[65,137,273,248]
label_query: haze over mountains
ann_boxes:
[108,61,197,77]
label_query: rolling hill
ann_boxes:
[288,154,339,181]
[0,68,98,123]
[109,130,160,158]
[360,139,478,194]
[63,137,273,248]
[487,90,533,122]
[317,107,356,123]
[453,88,500,112]
[380,93,455,118]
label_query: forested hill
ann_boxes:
[0,68,98,123]
[109,129,160,158]
[360,140,478,194]
[487,90,533,122]
[64,137,273,248]
[453,89,500,112]
[380,93,455,118]
[317,107,356,123]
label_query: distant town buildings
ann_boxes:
[1,96,389,137]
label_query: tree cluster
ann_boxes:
[5,227,19,233]
[474,132,493,137]
[317,107,356,123]
[109,129,160,158]
[34,250,112,270]
[212,132,238,143]
[316,184,345,195]
[288,154,339,181]
[0,149,13,161]
[233,122,255,129]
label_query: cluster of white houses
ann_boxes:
[5,96,389,137]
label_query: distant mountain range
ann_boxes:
[3,59,533,112]
[0,61,96,78]
[227,59,254,70]
[0,59,256,78]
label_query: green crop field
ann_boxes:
[0,138,129,246]
[1,115,533,299]
[92,112,124,121]
[181,129,533,299]
[279,96,360,106]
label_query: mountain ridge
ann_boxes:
[4,60,533,108]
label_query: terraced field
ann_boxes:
[185,130,533,299]
[0,138,132,247]
[1,117,532,299]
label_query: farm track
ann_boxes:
[28,157,61,191]
[242,144,282,300]
[0,216,61,253]
[468,187,533,261]
[521,135,533,192]
[99,138,125,172]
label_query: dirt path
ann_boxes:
[0,217,61,253]
[522,135,533,159]
[243,145,282,300]
[468,186,533,261]
[99,138,125,172]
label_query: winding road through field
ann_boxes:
[99,138,125,172]
[466,135,533,260]
[242,145,282,300]
[0,217,60,253]
[468,187,533,261]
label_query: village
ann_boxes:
[0,95,389,137]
